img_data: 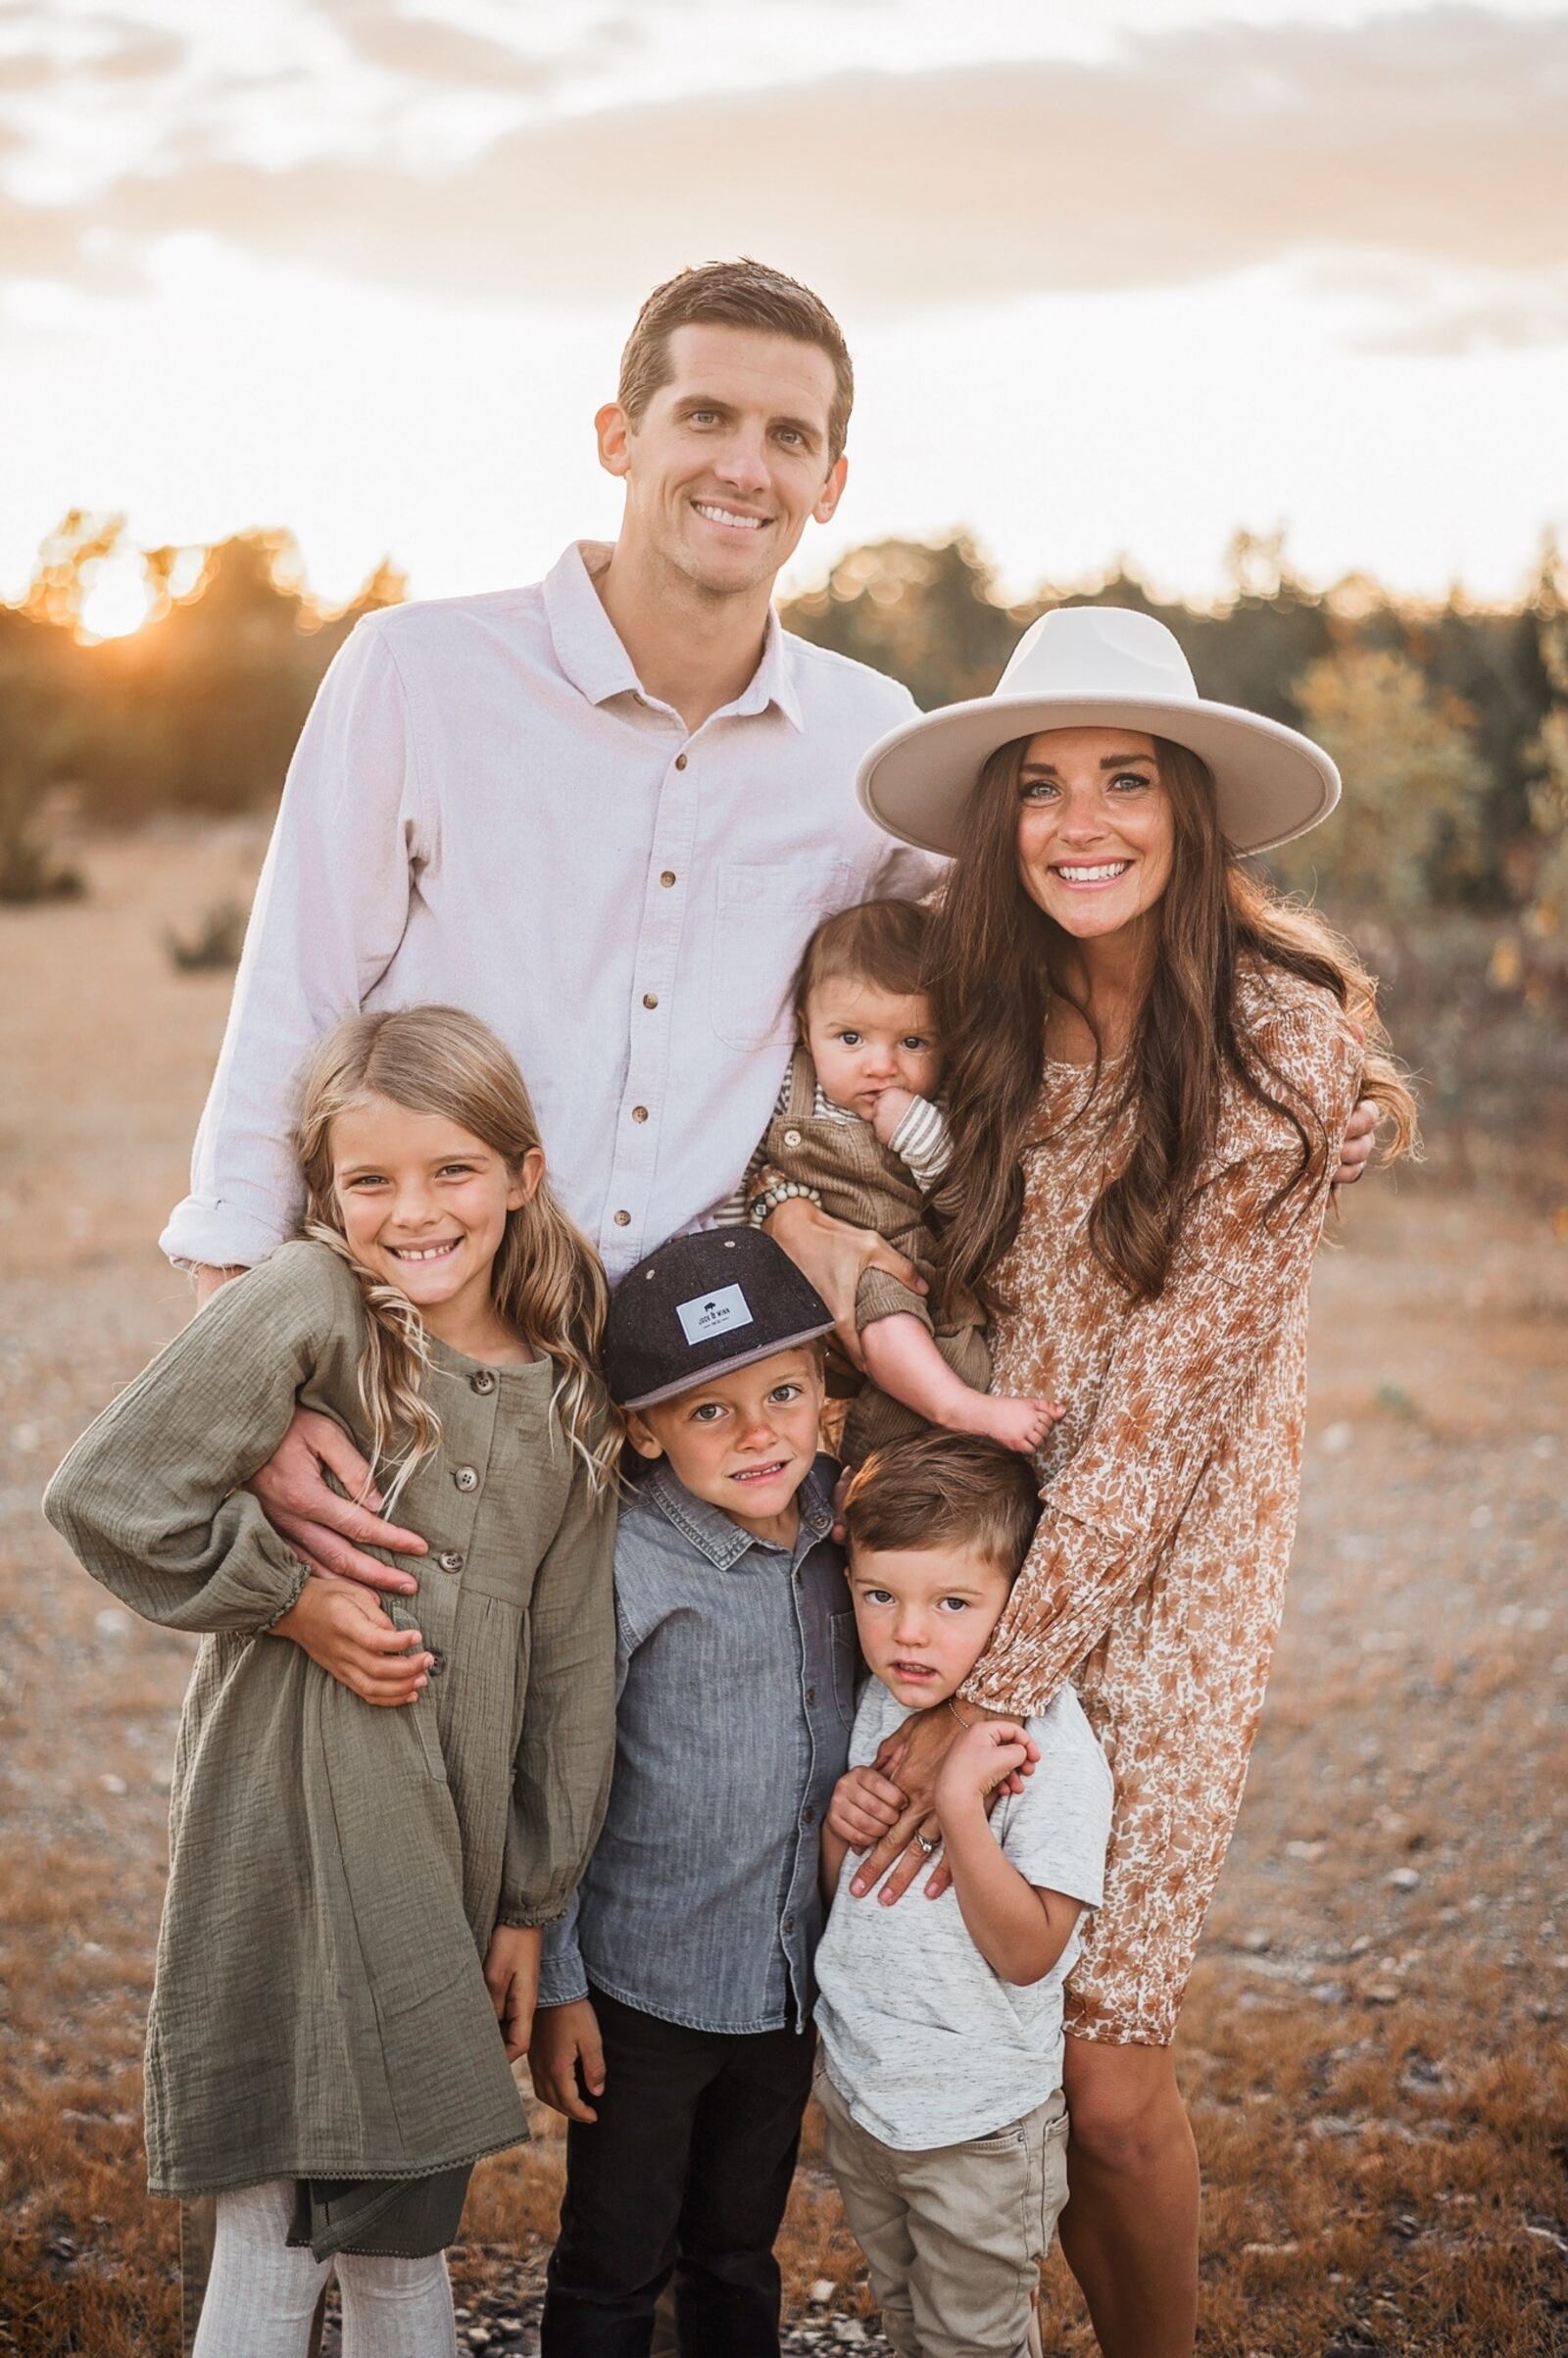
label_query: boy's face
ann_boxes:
[848,1540,1012,1709]
[625,1345,825,1544]
[803,977,942,1121]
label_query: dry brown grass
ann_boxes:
[2,828,1565,2355]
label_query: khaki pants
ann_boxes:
[815,2071,1067,2358]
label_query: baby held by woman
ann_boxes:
[725,898,1060,1462]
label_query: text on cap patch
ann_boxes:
[675,1284,755,1348]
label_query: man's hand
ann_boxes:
[527,1998,606,2123]
[826,1764,906,1851]
[483,1926,543,2064]
[852,1702,1039,1903]
[764,1198,925,1370]
[270,1574,431,1702]
[247,1407,425,1591]
[1334,1096,1377,1192]
[869,1086,915,1149]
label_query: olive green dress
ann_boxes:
[43,1240,616,2201]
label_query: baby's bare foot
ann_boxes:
[950,1393,1063,1455]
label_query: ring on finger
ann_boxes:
[914,1831,939,1858]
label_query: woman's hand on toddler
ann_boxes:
[483,1925,542,2063]
[528,1999,607,2123]
[270,1574,431,1704]
[827,1764,907,1851]
[934,1719,1035,1822]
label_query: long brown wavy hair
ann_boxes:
[295,1006,618,1499]
[928,733,1418,1311]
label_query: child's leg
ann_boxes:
[672,2020,817,2355]
[812,2071,920,2358]
[540,1990,719,2357]
[859,1313,1060,1456]
[897,2092,1069,2358]
[336,2247,458,2358]
[191,2180,333,2358]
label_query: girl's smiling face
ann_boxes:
[1014,725,1175,944]
[328,1093,540,1346]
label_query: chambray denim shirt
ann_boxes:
[538,1455,857,2034]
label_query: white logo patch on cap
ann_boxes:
[675,1284,754,1348]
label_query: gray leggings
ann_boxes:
[190,2179,458,2358]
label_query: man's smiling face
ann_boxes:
[600,321,847,598]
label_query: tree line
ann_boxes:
[3,512,1565,958]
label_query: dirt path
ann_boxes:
[2,834,1564,2356]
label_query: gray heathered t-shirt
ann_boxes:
[814,1677,1113,2150]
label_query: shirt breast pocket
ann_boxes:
[708,860,853,1051]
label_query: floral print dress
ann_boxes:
[959,966,1361,2046]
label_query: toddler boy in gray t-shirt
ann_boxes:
[814,1434,1112,2358]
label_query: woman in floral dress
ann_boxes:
[848,606,1415,2357]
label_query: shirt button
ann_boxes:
[437,1550,465,1574]
[804,1685,816,1705]
[631,1105,648,1123]
[801,1804,817,1827]
[782,1913,796,1934]
[426,1648,448,1677]
[613,1209,632,1228]
[469,1369,496,1396]
[660,870,676,888]
[643,992,659,1010]
[784,1128,803,1148]
[674,753,689,771]
[453,1464,479,1494]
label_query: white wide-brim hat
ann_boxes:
[857,605,1340,859]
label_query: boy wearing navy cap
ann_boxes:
[530,1228,858,2358]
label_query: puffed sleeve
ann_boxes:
[963,992,1362,1715]
[43,1244,351,1636]
[495,1448,619,1929]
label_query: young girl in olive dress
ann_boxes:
[46,1006,619,2358]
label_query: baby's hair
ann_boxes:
[792,898,933,1022]
[294,1005,619,1500]
[843,1431,1040,1579]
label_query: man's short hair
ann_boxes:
[794,898,931,1019]
[618,258,855,465]
[843,1432,1041,1580]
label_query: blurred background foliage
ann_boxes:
[3,511,1565,1172]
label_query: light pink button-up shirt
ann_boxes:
[162,542,940,1281]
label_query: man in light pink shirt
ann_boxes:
[170,260,953,1593]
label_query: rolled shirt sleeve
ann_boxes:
[160,621,428,1270]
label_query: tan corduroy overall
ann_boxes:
[762,1048,991,1463]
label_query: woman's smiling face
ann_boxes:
[1013,726,1175,944]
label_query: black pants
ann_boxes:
[540,1988,815,2358]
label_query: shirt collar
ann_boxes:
[643,1454,835,1571]
[543,540,804,733]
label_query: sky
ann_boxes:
[2,0,1565,634]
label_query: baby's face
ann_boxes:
[803,976,942,1122]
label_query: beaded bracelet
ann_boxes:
[748,1178,824,1227]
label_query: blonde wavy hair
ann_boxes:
[295,1006,618,1499]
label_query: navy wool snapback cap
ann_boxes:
[603,1227,835,1410]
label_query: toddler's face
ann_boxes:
[802,976,941,1122]
[848,1540,1012,1709]
[624,1345,825,1542]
